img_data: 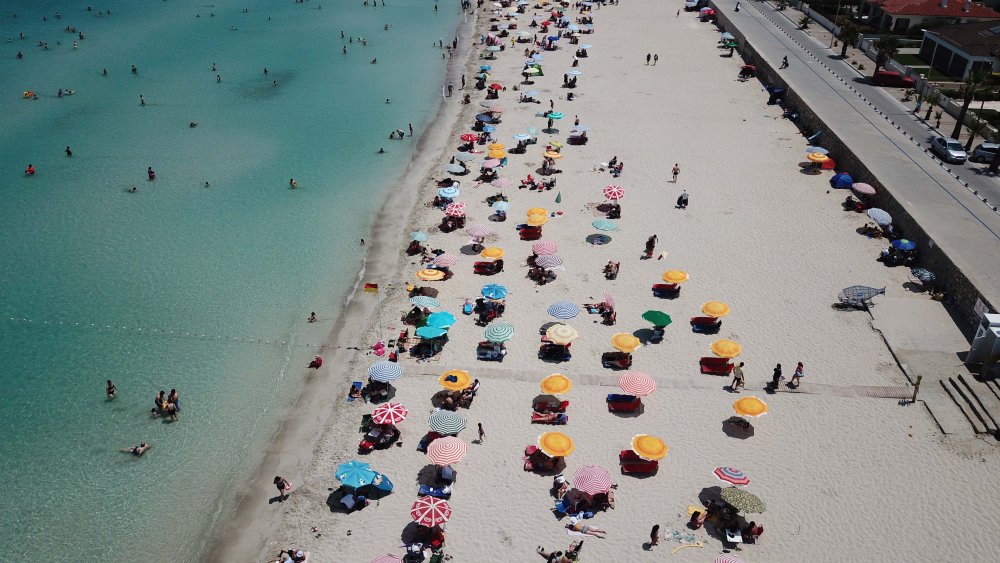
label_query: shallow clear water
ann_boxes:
[0,0,459,559]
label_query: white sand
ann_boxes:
[222,2,1000,562]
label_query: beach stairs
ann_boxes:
[938,374,1000,437]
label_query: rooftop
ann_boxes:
[870,0,1000,18]
[925,20,1000,56]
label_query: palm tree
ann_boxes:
[950,71,992,140]
[872,34,901,75]
[923,92,941,121]
[838,23,859,58]
[798,15,811,30]
[965,120,989,151]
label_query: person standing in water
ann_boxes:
[65,146,72,157]
[289,178,297,188]
[106,380,117,400]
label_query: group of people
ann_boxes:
[729,361,806,391]
[153,389,182,419]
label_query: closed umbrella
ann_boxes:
[411,497,453,526]
[642,310,673,327]
[592,219,617,231]
[466,224,493,238]
[572,465,612,495]
[368,361,404,383]
[416,326,447,339]
[547,301,580,319]
[427,436,469,465]
[619,370,656,396]
[715,467,750,486]
[426,311,457,328]
[603,184,624,200]
[721,486,766,513]
[409,296,440,309]
[532,241,559,255]
[536,254,564,268]
[428,410,467,435]
[484,321,515,342]
[372,402,409,425]
[481,283,508,299]
[867,208,892,226]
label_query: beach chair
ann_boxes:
[606,394,641,412]
[347,381,363,402]
[519,226,543,240]
[690,316,722,333]
[539,343,571,362]
[476,341,506,362]
[418,484,452,499]
[531,412,568,424]
[652,283,679,298]
[700,357,733,375]
[533,400,569,413]
[601,351,632,369]
[621,460,659,474]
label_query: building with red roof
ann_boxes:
[861,0,1000,33]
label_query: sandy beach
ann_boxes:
[215,1,1000,562]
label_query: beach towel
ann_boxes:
[566,529,588,538]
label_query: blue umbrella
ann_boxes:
[525,90,540,97]
[492,200,510,212]
[891,239,917,251]
[592,219,618,231]
[721,32,735,40]
[371,473,394,495]
[426,311,457,329]
[482,283,508,300]
[579,44,592,50]
[368,361,403,383]
[805,146,829,155]
[416,326,448,339]
[830,172,853,189]
[475,113,494,123]
[483,125,497,133]
[480,65,492,71]
[336,460,377,489]
[512,133,532,141]
[409,296,440,309]
[547,301,580,319]
[566,69,582,76]
[547,35,559,41]
[411,231,429,242]
[532,54,544,61]
[910,268,935,283]
[438,186,461,199]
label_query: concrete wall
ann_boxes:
[712,4,992,334]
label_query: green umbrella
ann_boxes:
[484,322,515,343]
[721,486,766,513]
[642,310,673,327]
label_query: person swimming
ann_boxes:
[378,147,385,153]
[127,186,137,193]
[289,178,297,188]
[65,146,72,157]
[25,164,35,175]
[120,442,151,456]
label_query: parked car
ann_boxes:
[970,141,1000,163]
[872,70,915,88]
[930,136,968,164]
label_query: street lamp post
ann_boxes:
[829,0,844,49]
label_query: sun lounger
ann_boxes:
[619,451,659,474]
[360,413,373,433]
[651,283,679,297]
[607,394,641,412]
[418,484,452,499]
[533,400,570,413]
[601,351,632,369]
[690,316,722,333]
[700,357,733,375]
[531,412,568,424]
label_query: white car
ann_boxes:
[930,136,968,164]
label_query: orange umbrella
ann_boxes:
[480,247,504,260]
[416,269,446,281]
[630,434,669,461]
[702,301,731,318]
[610,333,641,353]
[540,374,572,394]
[439,369,472,391]
[711,339,742,358]
[538,432,575,457]
[807,152,829,163]
[527,207,548,216]
[662,270,689,284]
[527,213,548,226]
[733,396,768,417]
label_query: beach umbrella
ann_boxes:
[804,146,828,155]
[491,200,510,213]
[891,238,917,251]
[571,125,590,132]
[527,207,548,216]
[566,69,582,76]
[484,321,515,342]
[368,361,404,383]
[592,219,617,231]
[488,106,505,114]
[527,214,548,226]
[851,182,876,196]
[721,32,736,40]
[512,132,532,141]
[662,270,689,284]
[642,310,673,327]
[481,283,508,299]
[426,311,457,329]
[445,163,466,174]
[619,370,656,396]
[545,324,579,345]
[549,140,564,149]
[439,369,471,391]
[492,177,513,189]
[431,253,460,267]
[715,467,750,486]
[532,54,544,61]
[411,230,429,242]
[444,202,467,217]
[580,43,592,49]
[631,434,668,461]
[482,158,502,168]
[336,460,377,489]
[911,267,935,283]
[807,152,829,163]
[532,241,559,255]
[602,291,616,308]
[586,233,612,245]
[416,326,448,339]
[453,152,475,162]
[523,67,541,75]
[480,247,504,260]
[486,45,502,52]
[460,133,478,142]
[411,496,453,526]
[488,82,503,90]
[487,143,506,151]
[372,402,409,425]
[543,151,563,159]
[482,125,497,133]
[603,184,624,200]
[547,301,580,319]
[733,396,768,418]
[536,254,564,269]
[428,410,467,435]
[540,373,572,394]
[371,555,403,563]
[721,486,766,513]
[466,224,493,238]
[702,301,731,318]
[572,465,612,495]
[416,269,446,281]
[409,296,440,309]
[611,333,641,353]
[831,172,853,189]
[438,186,461,199]
[547,112,564,120]
[716,555,746,563]
[427,436,469,465]
[538,431,575,457]
[479,64,492,71]
[867,208,892,226]
[711,339,742,358]
[475,113,494,123]
[488,149,507,159]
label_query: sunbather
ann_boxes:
[566,517,607,538]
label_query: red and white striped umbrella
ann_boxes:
[532,241,559,255]
[371,555,403,563]
[411,496,453,527]
[426,436,469,465]
[715,555,745,563]
[536,254,564,269]
[602,291,615,308]
[444,202,467,217]
[372,402,409,425]
[431,253,460,267]
[619,371,656,397]
[603,184,624,200]
[714,466,750,486]
[466,224,493,238]
[481,158,502,168]
[572,465,613,495]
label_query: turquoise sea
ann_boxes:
[0,1,460,559]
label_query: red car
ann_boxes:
[872,71,914,88]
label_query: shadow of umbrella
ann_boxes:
[532,393,560,405]
[722,416,755,439]
[698,485,723,506]
[539,321,562,333]
[632,328,656,344]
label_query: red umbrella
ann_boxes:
[714,467,750,486]
[426,436,469,465]
[532,241,559,255]
[372,402,409,425]
[619,371,656,397]
[445,202,467,217]
[460,133,478,142]
[411,496,453,526]
[489,83,503,90]
[572,465,613,495]
[602,184,624,201]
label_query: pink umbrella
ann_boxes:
[602,291,615,308]
[372,402,409,425]
[466,224,493,238]
[488,105,505,113]
[572,465,613,495]
[444,202,467,217]
[714,467,750,486]
[603,184,624,200]
[535,254,564,268]
[431,253,460,267]
[426,436,469,465]
[371,556,403,563]
[532,241,559,255]
[491,177,513,189]
[411,496,453,526]
[619,371,656,396]
[481,159,502,168]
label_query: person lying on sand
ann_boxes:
[566,517,607,538]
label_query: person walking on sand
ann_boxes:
[671,163,680,182]
[645,53,651,65]
[653,54,658,65]
[731,362,745,392]
[644,235,657,258]
[780,55,789,69]
[649,524,660,547]
[477,422,485,443]
[676,9,680,17]
[789,361,804,387]
[274,475,293,501]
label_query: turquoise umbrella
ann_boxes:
[548,112,565,119]
[336,460,377,489]
[411,231,429,242]
[481,284,508,299]
[426,311,457,329]
[416,326,448,339]
[484,321,515,342]
[492,200,510,212]
[409,296,440,309]
[592,219,618,231]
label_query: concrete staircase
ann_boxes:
[938,374,1000,437]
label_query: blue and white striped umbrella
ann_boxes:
[484,322,515,343]
[547,301,580,319]
[368,361,403,383]
[409,296,440,309]
[438,186,461,199]
[428,410,468,435]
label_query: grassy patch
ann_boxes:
[894,53,928,66]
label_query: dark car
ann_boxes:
[872,71,915,88]
[971,142,1000,163]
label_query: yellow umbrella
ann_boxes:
[439,369,472,391]
[543,151,563,159]
[610,333,641,353]
[662,270,689,284]
[488,149,507,159]
[702,301,731,318]
[527,213,548,226]
[711,339,742,358]
[807,152,829,163]
[630,434,669,461]
[545,323,579,345]
[733,396,768,418]
[549,140,564,148]
[487,143,506,151]
[540,373,572,394]
[480,247,504,259]
[416,269,446,281]
[538,431,575,457]
[527,207,548,216]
